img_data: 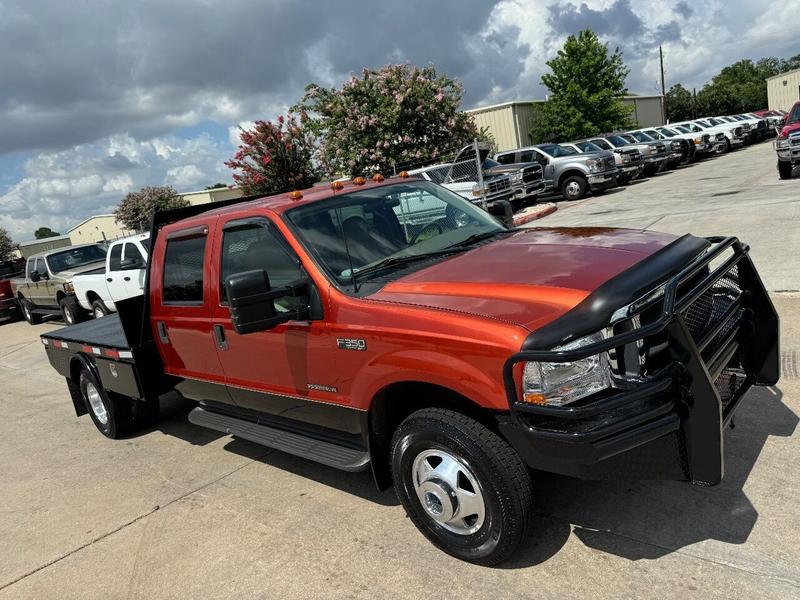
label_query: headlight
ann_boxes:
[521,333,611,406]
[471,184,485,197]
[585,158,602,172]
[775,139,790,150]
[63,282,74,294]
[621,154,631,164]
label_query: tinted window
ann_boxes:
[495,153,516,165]
[220,221,303,307]
[26,259,35,277]
[35,258,46,275]
[537,144,577,157]
[108,244,122,271]
[518,151,534,162]
[124,243,144,264]
[788,103,800,124]
[140,238,151,253]
[590,139,612,150]
[162,235,206,304]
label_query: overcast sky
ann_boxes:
[0,0,796,241]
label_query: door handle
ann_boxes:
[107,278,113,282]
[157,321,169,344]
[123,276,131,282]
[213,324,228,351]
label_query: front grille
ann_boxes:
[702,134,711,143]
[734,127,743,136]
[605,156,615,169]
[715,133,725,142]
[485,178,511,193]
[609,263,745,383]
[521,165,543,183]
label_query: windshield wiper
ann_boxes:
[351,249,459,284]
[445,229,507,250]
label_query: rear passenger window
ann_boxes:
[163,234,207,304]
[518,151,534,162]
[495,153,515,165]
[124,243,144,264]
[108,245,122,271]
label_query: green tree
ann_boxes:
[530,30,632,143]
[34,227,61,239]
[666,83,694,122]
[296,64,483,177]
[225,115,317,195]
[204,182,227,190]
[114,186,189,231]
[0,227,15,261]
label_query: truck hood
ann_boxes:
[367,227,681,331]
[54,261,106,279]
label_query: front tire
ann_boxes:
[391,408,533,566]
[778,160,793,180]
[560,175,588,201]
[20,298,42,325]
[60,297,85,325]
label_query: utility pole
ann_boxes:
[659,45,667,123]
[692,87,698,119]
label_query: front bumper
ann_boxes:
[776,145,800,165]
[588,169,618,189]
[499,237,779,484]
[513,180,546,199]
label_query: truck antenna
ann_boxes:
[333,207,359,293]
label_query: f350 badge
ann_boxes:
[337,338,366,351]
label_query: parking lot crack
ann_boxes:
[0,449,274,593]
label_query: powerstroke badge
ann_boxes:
[307,383,338,393]
[337,338,366,351]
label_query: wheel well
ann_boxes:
[56,290,66,303]
[557,169,587,189]
[86,291,100,304]
[367,381,495,490]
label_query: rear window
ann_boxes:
[495,153,516,165]
[108,245,122,271]
[162,234,206,304]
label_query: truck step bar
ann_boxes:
[188,407,371,472]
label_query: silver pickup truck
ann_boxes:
[563,140,643,185]
[494,143,618,200]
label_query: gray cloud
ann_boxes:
[654,21,683,44]
[0,0,528,155]
[675,1,694,18]
[547,0,645,39]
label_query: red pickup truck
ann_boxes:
[41,175,779,565]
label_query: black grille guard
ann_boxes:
[502,236,779,410]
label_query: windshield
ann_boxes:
[605,135,630,147]
[695,120,710,127]
[630,132,653,142]
[574,141,602,152]
[788,104,800,124]
[658,128,677,137]
[47,245,107,273]
[536,144,577,157]
[673,125,691,133]
[286,181,505,290]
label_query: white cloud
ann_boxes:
[0,133,233,241]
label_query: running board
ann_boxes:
[188,407,370,472]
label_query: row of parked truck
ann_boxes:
[409,110,784,216]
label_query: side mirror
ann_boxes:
[120,257,145,270]
[225,269,310,334]
[30,270,41,282]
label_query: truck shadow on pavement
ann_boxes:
[522,385,797,564]
[146,386,797,568]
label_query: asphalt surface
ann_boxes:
[1,139,799,599]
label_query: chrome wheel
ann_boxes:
[93,306,105,319]
[412,449,486,535]
[22,303,31,321]
[85,382,108,425]
[565,181,581,199]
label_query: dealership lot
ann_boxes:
[1,142,799,599]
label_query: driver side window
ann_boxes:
[219,220,303,310]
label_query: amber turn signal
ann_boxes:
[330,181,345,191]
[399,170,410,178]
[522,393,547,405]
[352,176,366,185]
[288,190,303,200]
[371,173,385,182]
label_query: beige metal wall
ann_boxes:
[767,68,800,111]
[468,105,521,152]
[68,215,133,245]
[18,236,72,259]
[622,96,665,127]
[180,186,244,207]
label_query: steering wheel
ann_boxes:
[411,222,443,244]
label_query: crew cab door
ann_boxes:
[210,215,357,436]
[149,221,231,405]
[104,243,124,308]
[119,241,147,300]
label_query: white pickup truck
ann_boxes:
[72,233,150,317]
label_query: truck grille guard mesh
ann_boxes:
[502,236,773,424]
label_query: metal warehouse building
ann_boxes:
[766,68,800,111]
[466,95,665,152]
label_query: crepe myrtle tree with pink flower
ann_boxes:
[114,186,189,232]
[296,64,491,178]
[225,115,318,195]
